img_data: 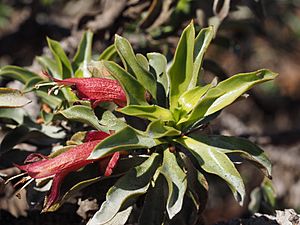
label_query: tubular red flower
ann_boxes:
[43,72,127,108]
[16,131,120,210]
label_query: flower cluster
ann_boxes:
[16,74,127,210]
[16,131,119,210]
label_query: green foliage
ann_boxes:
[0,88,31,108]
[87,153,161,225]
[114,35,157,100]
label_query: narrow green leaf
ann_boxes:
[103,206,133,225]
[168,21,195,110]
[98,44,117,60]
[189,26,214,89]
[189,135,272,177]
[99,111,127,132]
[159,149,187,219]
[47,37,73,78]
[87,153,161,225]
[205,69,278,116]
[102,61,148,105]
[261,177,276,208]
[177,83,211,114]
[23,77,44,92]
[36,56,60,76]
[65,131,87,146]
[177,87,224,126]
[119,105,174,122]
[178,70,277,130]
[36,55,76,101]
[72,31,93,77]
[136,53,149,71]
[115,35,157,99]
[0,65,40,83]
[147,52,169,95]
[59,105,103,130]
[35,90,62,109]
[146,120,181,139]
[0,108,25,124]
[176,136,245,204]
[89,126,158,160]
[0,88,31,108]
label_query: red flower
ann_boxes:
[43,72,127,108]
[16,131,120,211]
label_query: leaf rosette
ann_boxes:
[1,22,277,224]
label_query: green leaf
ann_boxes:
[0,108,25,124]
[176,136,245,204]
[0,65,40,83]
[146,120,181,139]
[23,77,44,92]
[99,111,127,133]
[72,31,93,77]
[190,26,214,89]
[59,105,103,130]
[102,61,148,105]
[65,131,87,146]
[189,135,272,177]
[168,21,195,110]
[136,53,149,71]
[47,37,73,78]
[159,149,187,219]
[0,88,31,108]
[89,126,158,160]
[138,174,166,225]
[177,87,224,127]
[36,56,60,76]
[87,153,161,225]
[114,35,157,99]
[119,105,174,122]
[177,83,211,114]
[261,177,276,208]
[205,69,278,116]
[178,70,277,130]
[35,90,62,109]
[98,44,117,61]
[102,206,133,225]
[147,52,169,94]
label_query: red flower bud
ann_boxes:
[43,72,127,108]
[16,131,120,210]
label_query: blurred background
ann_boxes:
[0,0,300,224]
